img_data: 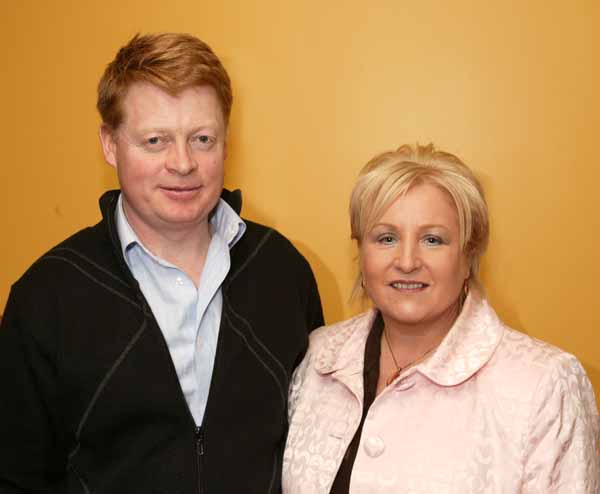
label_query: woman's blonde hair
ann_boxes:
[350,143,489,298]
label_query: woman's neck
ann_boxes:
[381,299,461,362]
[375,299,462,395]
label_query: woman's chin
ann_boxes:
[378,301,460,333]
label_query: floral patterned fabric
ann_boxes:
[283,293,600,493]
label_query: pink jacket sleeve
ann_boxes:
[521,353,600,493]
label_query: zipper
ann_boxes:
[140,304,208,491]
[196,426,205,494]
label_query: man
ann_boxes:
[0,33,323,493]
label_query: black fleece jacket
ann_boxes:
[0,189,323,494]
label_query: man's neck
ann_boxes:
[123,203,213,285]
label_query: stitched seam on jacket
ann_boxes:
[267,445,279,494]
[50,247,131,289]
[42,256,140,310]
[68,464,92,494]
[68,319,147,459]
[223,309,286,405]
[226,303,287,385]
[226,229,274,285]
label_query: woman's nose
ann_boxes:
[392,244,422,273]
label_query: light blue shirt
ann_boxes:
[115,193,246,425]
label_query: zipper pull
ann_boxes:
[196,426,205,456]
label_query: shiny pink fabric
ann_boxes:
[283,293,600,493]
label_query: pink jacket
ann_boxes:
[282,293,600,493]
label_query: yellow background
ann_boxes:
[2,1,599,402]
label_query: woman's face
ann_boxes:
[360,182,469,334]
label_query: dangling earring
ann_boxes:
[459,278,469,311]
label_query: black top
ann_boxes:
[330,312,383,494]
[0,189,324,494]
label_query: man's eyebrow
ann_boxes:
[133,127,170,134]
[134,122,222,134]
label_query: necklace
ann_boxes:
[383,329,438,386]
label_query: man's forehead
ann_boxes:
[119,82,225,129]
[122,81,216,106]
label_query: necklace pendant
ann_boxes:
[386,368,402,387]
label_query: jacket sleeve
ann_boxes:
[521,353,600,493]
[287,344,313,422]
[304,266,324,333]
[0,283,66,492]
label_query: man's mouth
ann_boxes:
[160,185,201,200]
[161,185,200,191]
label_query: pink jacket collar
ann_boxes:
[313,292,504,387]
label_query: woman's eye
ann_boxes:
[423,235,443,246]
[147,136,160,145]
[377,234,396,245]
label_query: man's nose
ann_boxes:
[165,140,197,175]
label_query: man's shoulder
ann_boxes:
[42,219,109,262]
[12,217,120,294]
[236,218,308,265]
[27,189,119,275]
[240,218,284,242]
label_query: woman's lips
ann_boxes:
[390,281,428,291]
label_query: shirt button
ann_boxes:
[175,276,185,286]
[363,435,385,457]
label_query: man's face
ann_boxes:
[100,82,226,239]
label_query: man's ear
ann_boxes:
[99,125,118,168]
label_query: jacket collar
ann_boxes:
[313,291,504,387]
[99,188,243,219]
[99,188,243,250]
[97,188,243,289]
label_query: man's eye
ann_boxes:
[140,136,168,152]
[193,134,213,145]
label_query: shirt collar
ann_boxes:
[210,196,246,248]
[314,291,504,387]
[115,192,246,261]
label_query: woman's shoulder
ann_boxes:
[489,325,594,403]
[496,326,599,462]
[462,293,586,385]
[496,325,584,374]
[308,310,376,348]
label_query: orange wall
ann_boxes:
[2,1,599,401]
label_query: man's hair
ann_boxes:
[349,143,489,298]
[97,33,233,130]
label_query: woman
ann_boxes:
[282,144,599,493]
